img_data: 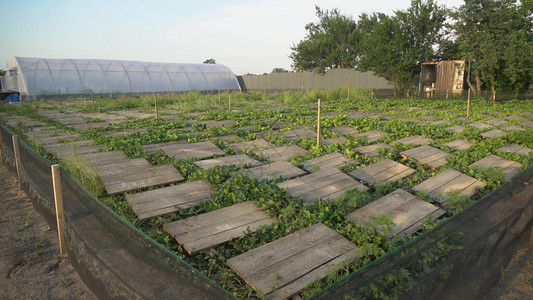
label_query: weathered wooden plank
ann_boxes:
[355,143,395,157]
[447,125,465,133]
[96,158,151,176]
[256,145,308,162]
[200,120,236,127]
[505,115,525,121]
[412,168,461,194]
[331,125,357,136]
[141,140,188,153]
[283,128,316,141]
[83,150,127,164]
[431,120,451,125]
[228,139,275,152]
[211,134,242,143]
[501,125,525,132]
[443,139,474,150]
[349,159,414,184]
[469,122,492,130]
[164,201,273,254]
[352,130,388,142]
[412,168,486,203]
[401,145,452,169]
[497,143,533,156]
[277,168,341,190]
[193,154,262,170]
[162,141,225,160]
[133,189,215,220]
[519,120,533,128]
[321,137,347,146]
[480,129,506,138]
[485,118,509,126]
[402,118,425,125]
[469,154,521,179]
[244,161,307,181]
[301,152,356,172]
[227,223,356,297]
[71,122,110,131]
[103,128,149,138]
[393,135,433,145]
[101,164,184,195]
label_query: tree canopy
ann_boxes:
[289,0,533,94]
[289,6,358,73]
[203,58,216,64]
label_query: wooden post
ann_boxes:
[154,93,159,119]
[218,89,221,104]
[12,135,22,190]
[228,93,231,111]
[0,124,2,161]
[51,165,67,256]
[371,89,375,99]
[90,91,95,110]
[347,85,350,100]
[316,98,321,148]
[530,224,533,250]
[467,88,471,118]
[446,89,449,100]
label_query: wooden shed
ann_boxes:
[419,60,465,94]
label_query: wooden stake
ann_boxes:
[51,165,67,256]
[0,125,3,162]
[228,93,231,111]
[12,135,22,190]
[90,91,95,110]
[316,98,321,148]
[446,89,449,100]
[154,93,159,119]
[530,223,533,250]
[347,85,350,99]
[371,89,375,99]
[467,88,471,118]
[218,89,221,104]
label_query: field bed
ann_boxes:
[1,90,532,299]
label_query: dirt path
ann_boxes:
[0,164,96,299]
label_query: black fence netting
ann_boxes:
[311,165,533,300]
[1,121,532,300]
[0,124,234,300]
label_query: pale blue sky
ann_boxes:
[0,0,464,74]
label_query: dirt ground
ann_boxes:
[0,161,532,300]
[0,164,96,300]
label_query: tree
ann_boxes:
[203,58,216,64]
[357,0,447,95]
[453,0,533,98]
[271,68,289,73]
[289,6,358,73]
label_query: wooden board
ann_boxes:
[393,135,433,145]
[228,139,275,153]
[345,188,445,237]
[402,118,425,125]
[355,143,395,157]
[321,137,347,146]
[442,139,474,150]
[331,125,357,136]
[44,142,107,159]
[455,117,471,122]
[519,120,533,128]
[71,122,110,131]
[141,140,188,153]
[278,168,368,203]
[469,154,521,180]
[102,128,149,138]
[283,128,316,141]
[100,164,185,195]
[83,150,127,165]
[193,154,262,170]
[447,125,465,133]
[126,180,215,220]
[301,152,356,172]
[95,158,152,176]
[501,125,525,132]
[485,118,509,126]
[412,168,486,203]
[199,120,236,127]
[421,115,437,121]
[469,122,492,130]
[480,129,506,139]
[256,145,308,162]
[505,115,525,121]
[401,145,452,169]
[164,201,274,254]
[431,120,451,125]
[226,223,358,300]
[161,141,225,160]
[352,130,388,143]
[349,159,415,184]
[244,160,307,181]
[497,143,533,156]
[211,134,242,143]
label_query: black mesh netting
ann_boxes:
[2,123,532,300]
[1,125,234,299]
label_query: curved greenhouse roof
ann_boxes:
[3,57,241,97]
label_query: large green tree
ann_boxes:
[453,0,533,97]
[289,6,358,73]
[357,0,447,95]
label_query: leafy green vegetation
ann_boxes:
[1,89,532,299]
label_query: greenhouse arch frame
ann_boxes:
[1,57,241,98]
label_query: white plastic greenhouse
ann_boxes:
[1,57,241,98]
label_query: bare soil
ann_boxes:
[0,164,96,300]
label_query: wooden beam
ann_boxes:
[51,164,67,256]
[12,135,22,190]
[316,98,321,148]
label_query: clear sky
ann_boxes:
[0,0,464,75]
